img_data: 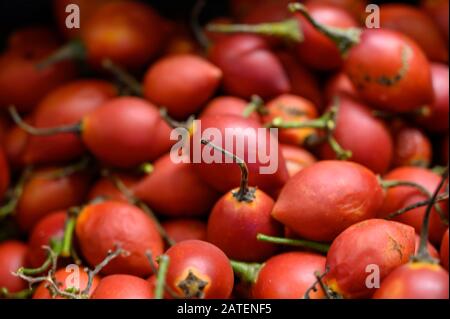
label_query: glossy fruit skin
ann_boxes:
[0,241,28,293]
[373,262,449,299]
[294,4,358,70]
[33,267,100,299]
[91,274,154,299]
[281,144,316,177]
[3,119,30,170]
[27,211,66,268]
[441,229,449,271]
[0,147,10,198]
[262,94,318,146]
[252,252,326,299]
[345,29,433,113]
[272,161,384,242]
[0,27,76,113]
[82,97,173,168]
[162,219,207,244]
[378,167,448,245]
[75,201,164,277]
[24,80,117,165]
[414,234,440,261]
[319,95,394,174]
[81,1,169,70]
[380,4,448,63]
[133,154,220,218]
[192,115,289,196]
[306,0,367,22]
[421,0,449,39]
[15,168,90,232]
[143,54,222,120]
[88,174,139,203]
[207,189,282,262]
[416,63,449,133]
[324,72,357,104]
[325,219,416,299]
[209,35,290,99]
[165,240,233,299]
[392,124,432,168]
[200,96,261,123]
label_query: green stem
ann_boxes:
[0,166,33,220]
[242,95,266,118]
[101,59,143,96]
[191,0,211,49]
[154,255,170,299]
[36,39,86,70]
[230,260,261,284]
[61,212,77,257]
[0,287,33,299]
[17,239,62,276]
[257,233,330,254]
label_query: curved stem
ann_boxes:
[154,255,170,299]
[0,166,33,220]
[60,210,78,257]
[44,157,91,179]
[201,139,254,202]
[36,39,86,70]
[257,233,329,254]
[207,19,303,42]
[230,260,261,284]
[159,108,194,130]
[0,287,33,299]
[191,0,211,50]
[101,59,142,96]
[17,239,62,276]
[9,106,81,136]
[242,95,266,118]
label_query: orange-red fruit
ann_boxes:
[162,219,207,244]
[200,96,261,123]
[325,219,416,298]
[143,54,222,120]
[88,174,139,203]
[414,234,440,261]
[252,252,326,299]
[75,201,164,277]
[373,262,449,299]
[281,144,316,177]
[392,124,432,168]
[0,147,9,197]
[3,117,31,170]
[305,0,367,22]
[272,161,384,242]
[91,274,154,299]
[324,72,357,104]
[165,240,234,299]
[441,229,449,271]
[421,0,449,39]
[0,241,28,293]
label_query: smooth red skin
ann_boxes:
[305,0,367,22]
[294,4,358,70]
[33,267,99,299]
[0,29,76,113]
[414,234,440,260]
[230,0,268,19]
[162,219,207,244]
[324,72,358,104]
[3,120,30,170]
[345,29,433,113]
[91,275,154,299]
[133,154,220,218]
[88,174,139,203]
[416,63,449,133]
[252,252,326,299]
[378,167,448,245]
[165,240,234,299]
[281,144,317,178]
[380,4,448,63]
[24,80,117,165]
[262,94,318,147]
[373,263,449,299]
[200,96,261,123]
[272,161,384,242]
[82,1,169,70]
[276,52,323,109]
[192,115,289,196]
[0,241,28,293]
[15,168,90,232]
[27,211,66,268]
[143,54,222,120]
[319,95,394,174]
[75,201,164,277]
[208,35,290,99]
[441,229,449,271]
[392,125,432,168]
[207,189,282,262]
[0,148,9,198]
[421,0,449,39]
[82,97,173,168]
[325,219,416,299]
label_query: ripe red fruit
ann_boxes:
[23,80,117,164]
[200,96,261,123]
[281,144,316,177]
[319,95,394,174]
[165,240,234,299]
[161,219,207,244]
[143,54,222,120]
[15,168,90,232]
[414,234,440,260]
[3,119,30,170]
[133,154,220,218]
[380,4,448,63]
[373,262,449,299]
[208,35,290,99]
[252,252,326,299]
[272,161,384,242]
[27,211,66,268]
[421,0,449,39]
[378,167,448,245]
[75,201,164,277]
[441,229,449,271]
[325,219,416,298]
[324,72,357,104]
[391,123,432,168]
[305,0,367,22]
[91,274,154,299]
[33,267,100,299]
[88,174,139,203]
[0,241,28,293]
[0,148,9,198]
